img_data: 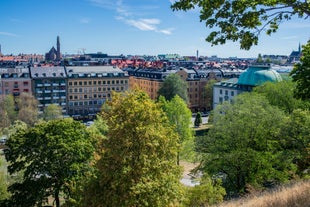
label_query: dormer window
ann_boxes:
[53,73,56,77]
[42,73,46,77]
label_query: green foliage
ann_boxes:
[203,79,217,111]
[0,95,17,128]
[0,156,9,201]
[159,95,194,164]
[253,80,306,114]
[291,41,310,102]
[16,93,39,126]
[198,93,295,194]
[82,90,183,207]
[194,112,202,127]
[158,73,189,103]
[280,109,310,175]
[42,104,63,121]
[183,175,226,207]
[4,118,94,207]
[171,0,309,50]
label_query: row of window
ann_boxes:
[219,89,235,96]
[68,100,106,106]
[69,93,110,100]
[69,86,125,93]
[68,79,128,86]
[1,81,30,87]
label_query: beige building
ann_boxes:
[66,66,129,119]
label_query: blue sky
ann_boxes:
[1,0,309,58]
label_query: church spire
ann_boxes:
[298,42,301,53]
[56,36,61,61]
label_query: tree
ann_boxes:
[171,0,310,50]
[290,41,310,102]
[16,93,39,126]
[82,90,183,207]
[280,109,310,174]
[197,93,294,194]
[203,79,217,111]
[5,118,94,207]
[253,80,306,114]
[194,112,202,127]
[42,104,63,121]
[0,95,17,128]
[158,73,188,103]
[159,95,194,165]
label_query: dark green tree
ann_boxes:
[171,0,310,50]
[290,41,310,102]
[5,118,94,207]
[82,90,183,207]
[158,73,188,103]
[280,109,310,174]
[194,112,202,127]
[203,79,217,111]
[253,80,306,114]
[197,93,295,194]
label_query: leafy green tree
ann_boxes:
[16,93,39,126]
[280,109,310,174]
[0,95,17,128]
[203,79,217,111]
[171,0,310,50]
[194,112,202,127]
[0,157,9,201]
[82,90,183,207]
[159,95,194,165]
[183,175,225,207]
[158,73,188,103]
[5,118,94,207]
[253,80,306,114]
[198,93,294,194]
[42,104,63,121]
[290,41,310,102]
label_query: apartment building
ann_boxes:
[125,67,215,112]
[29,66,67,114]
[0,67,32,102]
[66,66,129,119]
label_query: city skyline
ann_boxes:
[1,0,309,58]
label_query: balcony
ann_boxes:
[60,83,66,86]
[61,96,66,99]
[37,97,43,100]
[52,83,59,86]
[61,102,66,106]
[45,90,51,93]
[59,90,66,93]
[45,97,51,100]
[44,83,51,87]
[36,90,43,93]
[53,97,60,100]
[53,90,60,93]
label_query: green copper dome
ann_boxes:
[237,65,282,86]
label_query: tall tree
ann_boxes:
[0,95,17,128]
[16,93,39,126]
[159,95,194,165]
[197,93,294,194]
[290,41,310,102]
[171,0,310,50]
[158,73,188,103]
[253,80,306,114]
[5,118,94,207]
[42,104,63,121]
[203,79,217,111]
[82,90,182,207]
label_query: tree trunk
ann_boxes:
[55,189,60,207]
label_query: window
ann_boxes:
[225,90,228,95]
[219,97,223,103]
[69,82,73,86]
[231,91,234,96]
[23,81,29,86]
[74,82,77,86]
[219,89,222,94]
[84,81,87,85]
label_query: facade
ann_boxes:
[213,65,283,108]
[0,67,32,102]
[29,66,67,114]
[66,66,129,119]
[126,67,220,112]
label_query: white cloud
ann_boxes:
[281,35,298,40]
[89,0,172,35]
[0,32,18,37]
[80,17,91,24]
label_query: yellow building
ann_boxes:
[66,66,129,119]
